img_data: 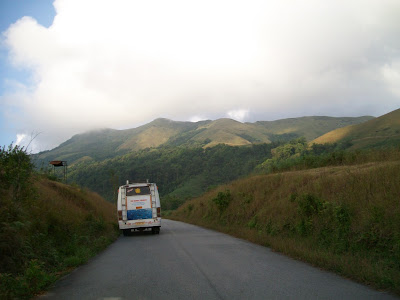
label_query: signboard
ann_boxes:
[127,195,151,210]
[125,186,153,220]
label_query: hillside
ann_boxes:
[169,153,400,295]
[34,119,198,164]
[312,108,400,149]
[68,143,277,205]
[187,118,271,147]
[0,145,118,299]
[34,115,373,166]
[255,115,373,141]
[30,114,376,206]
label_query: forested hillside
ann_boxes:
[68,143,278,208]
[32,115,373,205]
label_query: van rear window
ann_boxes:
[126,186,150,196]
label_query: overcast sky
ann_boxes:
[1,0,399,152]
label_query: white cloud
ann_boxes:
[227,109,249,122]
[12,132,43,153]
[189,116,208,123]
[2,0,400,150]
[15,134,26,146]
[382,61,400,97]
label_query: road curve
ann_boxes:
[41,219,398,300]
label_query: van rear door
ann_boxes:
[126,186,152,220]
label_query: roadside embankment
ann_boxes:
[0,149,119,300]
[169,160,400,295]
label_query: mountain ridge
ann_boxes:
[34,115,374,165]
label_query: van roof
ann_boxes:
[121,183,154,187]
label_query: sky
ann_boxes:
[0,0,399,153]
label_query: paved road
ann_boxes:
[41,219,398,300]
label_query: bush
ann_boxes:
[291,193,352,252]
[0,260,56,299]
[212,190,232,213]
[0,144,34,199]
[0,145,35,275]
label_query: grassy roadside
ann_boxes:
[0,178,120,299]
[1,144,119,299]
[169,159,400,295]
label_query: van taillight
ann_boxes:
[118,210,122,220]
[157,207,161,217]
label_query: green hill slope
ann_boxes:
[34,115,373,166]
[68,143,277,205]
[34,118,197,164]
[189,118,271,147]
[31,114,375,206]
[312,109,400,149]
[254,115,373,141]
[117,118,204,150]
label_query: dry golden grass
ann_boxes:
[34,179,117,225]
[0,177,119,299]
[170,158,400,295]
[118,126,180,151]
[195,118,271,147]
[312,125,355,144]
[312,108,400,148]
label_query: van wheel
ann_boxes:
[122,229,130,236]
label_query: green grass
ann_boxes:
[0,145,119,299]
[169,151,400,295]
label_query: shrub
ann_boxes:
[0,144,34,201]
[212,190,232,214]
[291,193,352,251]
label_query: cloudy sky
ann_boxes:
[1,0,399,152]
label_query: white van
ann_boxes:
[117,181,161,235]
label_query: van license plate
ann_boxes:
[135,222,145,225]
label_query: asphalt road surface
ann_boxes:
[41,219,398,300]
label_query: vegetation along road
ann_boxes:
[41,220,398,300]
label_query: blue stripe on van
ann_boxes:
[127,208,153,220]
